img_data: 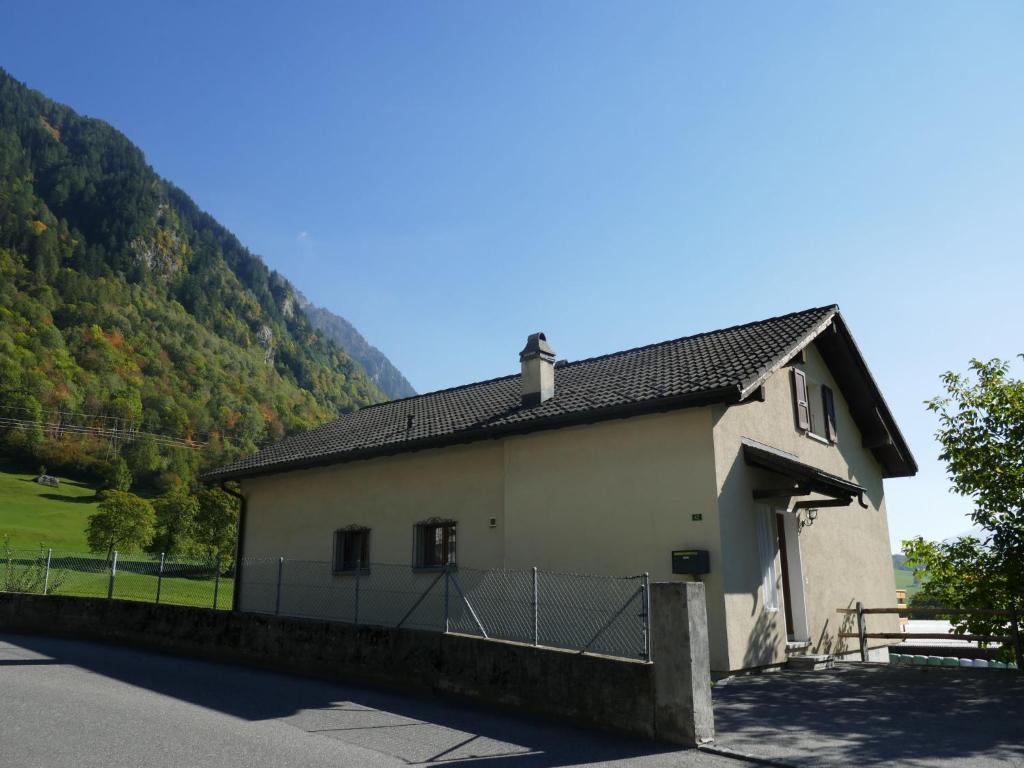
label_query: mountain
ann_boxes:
[0,68,388,490]
[297,293,415,400]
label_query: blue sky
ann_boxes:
[3,2,1022,549]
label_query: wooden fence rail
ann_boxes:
[836,601,1024,671]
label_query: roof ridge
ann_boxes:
[554,304,839,371]
[343,304,839,414]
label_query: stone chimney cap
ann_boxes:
[519,332,555,361]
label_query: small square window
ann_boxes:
[334,527,370,573]
[414,520,456,569]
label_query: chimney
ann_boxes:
[519,332,556,407]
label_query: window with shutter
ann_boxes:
[792,369,810,431]
[822,385,838,443]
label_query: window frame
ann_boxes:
[793,367,838,446]
[807,376,829,441]
[333,526,371,574]
[413,518,457,570]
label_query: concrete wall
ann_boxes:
[0,590,713,745]
[241,440,507,565]
[711,342,901,671]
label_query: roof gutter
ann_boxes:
[219,481,247,612]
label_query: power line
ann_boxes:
[0,405,211,451]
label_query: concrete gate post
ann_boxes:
[649,581,715,745]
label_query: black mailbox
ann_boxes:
[672,549,710,575]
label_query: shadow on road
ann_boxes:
[712,663,1024,767]
[1,633,685,767]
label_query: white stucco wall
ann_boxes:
[711,342,901,671]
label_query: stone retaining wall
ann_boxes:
[0,582,713,744]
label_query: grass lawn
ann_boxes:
[0,464,231,610]
[0,463,99,549]
[895,567,922,598]
[4,550,233,610]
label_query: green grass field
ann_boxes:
[0,465,231,610]
[4,550,233,609]
[894,567,922,598]
[0,463,100,549]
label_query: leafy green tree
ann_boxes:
[193,488,239,568]
[85,490,156,561]
[903,357,1024,657]
[124,434,162,481]
[103,457,133,492]
[148,488,199,558]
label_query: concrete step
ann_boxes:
[786,654,834,671]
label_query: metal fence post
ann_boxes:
[107,551,118,600]
[213,556,221,610]
[443,565,450,632]
[275,556,284,615]
[640,572,651,661]
[857,601,868,662]
[155,553,164,604]
[354,559,361,626]
[43,548,52,595]
[532,566,539,646]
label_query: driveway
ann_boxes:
[0,634,732,768]
[711,663,1024,767]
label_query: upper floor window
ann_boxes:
[414,518,456,569]
[792,369,837,443]
[334,526,370,573]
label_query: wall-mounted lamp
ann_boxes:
[798,508,818,531]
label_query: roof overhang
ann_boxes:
[806,315,916,478]
[735,310,917,479]
[742,439,868,509]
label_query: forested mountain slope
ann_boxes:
[298,292,415,400]
[0,68,387,491]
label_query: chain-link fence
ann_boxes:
[238,559,650,660]
[1,548,650,659]
[1,548,231,610]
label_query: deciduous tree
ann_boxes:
[904,357,1024,657]
[85,490,155,561]
[147,488,199,558]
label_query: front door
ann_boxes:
[776,513,796,637]
[775,512,810,643]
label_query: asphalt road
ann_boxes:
[0,634,732,768]
[712,663,1024,767]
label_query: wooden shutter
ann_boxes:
[822,385,838,442]
[792,369,810,431]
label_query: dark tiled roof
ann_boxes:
[205,306,841,481]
